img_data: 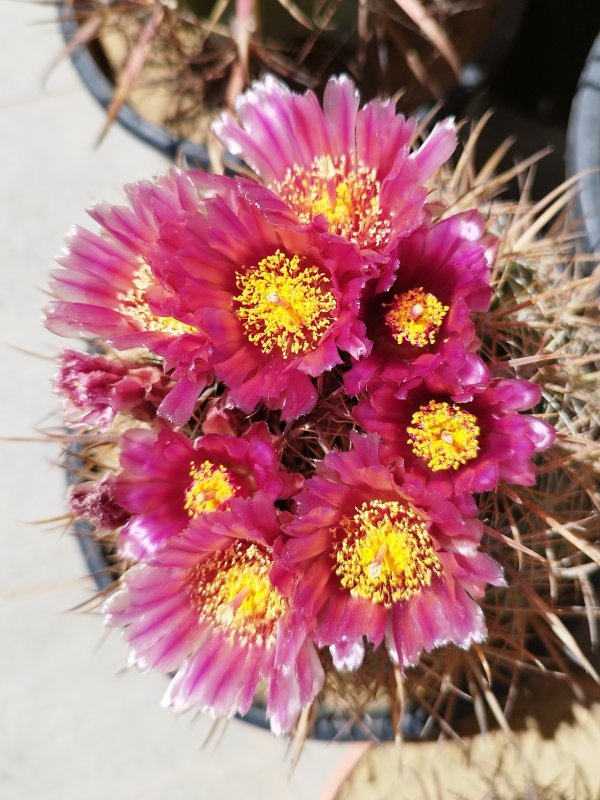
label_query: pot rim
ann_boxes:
[58,8,211,167]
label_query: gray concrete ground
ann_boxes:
[0,4,358,797]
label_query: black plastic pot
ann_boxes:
[567,30,600,259]
[65,445,115,591]
[59,1,525,163]
[58,11,211,168]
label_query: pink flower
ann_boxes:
[355,380,556,494]
[69,474,129,531]
[281,434,503,670]
[214,75,456,257]
[44,171,213,425]
[55,349,173,431]
[150,172,370,420]
[104,495,324,735]
[344,212,495,398]
[116,422,301,560]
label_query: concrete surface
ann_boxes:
[0,4,355,797]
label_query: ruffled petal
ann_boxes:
[213,75,455,257]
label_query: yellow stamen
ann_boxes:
[271,155,391,247]
[331,499,442,606]
[184,460,238,518]
[407,400,480,471]
[187,542,287,646]
[233,250,336,358]
[384,288,449,348]
[118,262,197,335]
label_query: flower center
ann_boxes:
[184,460,239,518]
[118,262,196,335]
[407,400,480,471]
[187,542,287,646]
[233,249,337,359]
[271,155,390,248]
[331,499,442,606]
[384,288,449,348]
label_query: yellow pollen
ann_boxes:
[331,499,442,606]
[184,460,238,518]
[233,250,336,358]
[407,400,480,471]
[187,542,287,646]
[384,288,449,348]
[118,262,197,335]
[271,155,391,248]
[311,181,356,229]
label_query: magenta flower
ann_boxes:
[150,172,369,420]
[214,75,456,257]
[355,380,556,494]
[281,434,503,670]
[69,474,129,531]
[104,495,324,734]
[116,422,300,560]
[55,349,173,431]
[44,171,213,425]
[344,212,496,398]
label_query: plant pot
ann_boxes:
[52,63,599,750]
[58,10,211,167]
[58,0,525,161]
[567,30,600,259]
